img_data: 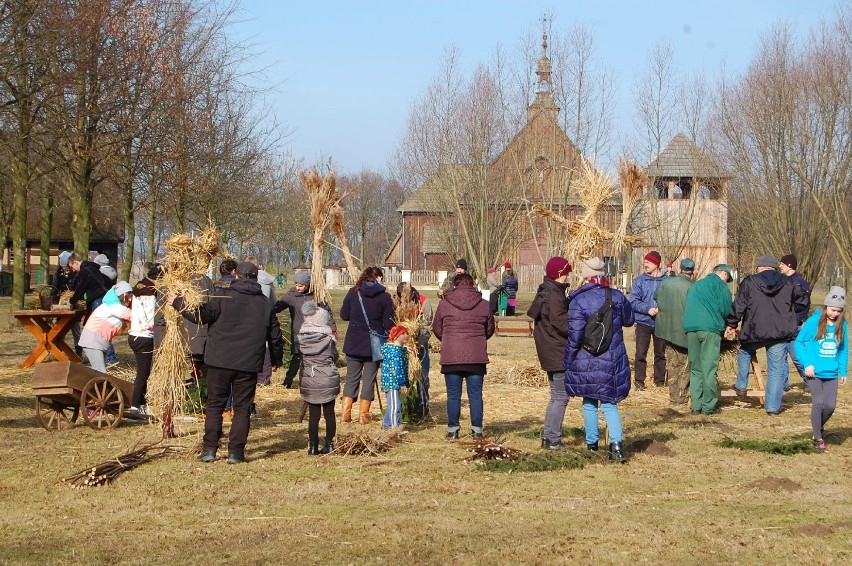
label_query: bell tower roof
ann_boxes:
[528,26,559,122]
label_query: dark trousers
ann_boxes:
[128,335,154,407]
[634,323,666,386]
[308,400,336,443]
[284,352,302,385]
[204,365,257,456]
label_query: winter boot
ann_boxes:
[586,441,599,451]
[358,399,372,424]
[307,440,320,456]
[341,397,354,423]
[608,441,626,463]
[320,437,334,454]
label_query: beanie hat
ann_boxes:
[58,251,72,267]
[504,261,512,269]
[545,256,572,280]
[824,286,846,309]
[644,251,662,267]
[780,254,797,270]
[100,265,117,281]
[455,258,468,270]
[582,257,606,279]
[388,325,409,343]
[293,270,311,286]
[756,254,779,268]
[113,281,133,296]
[680,258,696,271]
[147,264,164,280]
[299,301,332,335]
[236,261,258,279]
[94,254,109,266]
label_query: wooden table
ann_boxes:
[13,310,85,368]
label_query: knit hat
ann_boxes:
[713,264,734,278]
[94,254,109,266]
[113,281,133,296]
[780,254,797,270]
[756,254,779,269]
[455,258,468,270]
[293,270,311,286]
[824,286,846,309]
[236,261,258,279]
[680,258,696,271]
[487,267,496,274]
[644,251,662,267]
[300,301,332,335]
[582,257,606,279]
[58,251,72,267]
[545,256,572,280]
[388,325,409,343]
[504,261,512,269]
[100,265,117,281]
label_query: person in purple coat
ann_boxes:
[339,266,394,424]
[433,272,495,439]
[564,257,635,463]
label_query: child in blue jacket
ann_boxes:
[795,287,847,450]
[380,325,410,429]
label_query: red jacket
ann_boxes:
[433,286,494,367]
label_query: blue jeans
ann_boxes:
[582,398,622,444]
[735,341,788,413]
[444,372,483,434]
[781,329,805,387]
[382,389,402,428]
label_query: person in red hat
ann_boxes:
[528,256,573,449]
[629,250,668,390]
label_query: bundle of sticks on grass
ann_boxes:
[531,157,643,267]
[61,442,185,488]
[463,437,521,462]
[335,429,404,456]
[301,167,347,306]
[148,225,222,438]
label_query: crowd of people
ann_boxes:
[49,250,847,464]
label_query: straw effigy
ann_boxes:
[148,224,222,438]
[329,201,361,280]
[392,284,425,387]
[300,167,343,306]
[613,158,647,253]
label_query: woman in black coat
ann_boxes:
[339,266,394,424]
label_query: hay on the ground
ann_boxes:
[335,429,404,456]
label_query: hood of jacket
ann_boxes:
[359,281,387,299]
[569,281,603,301]
[257,269,275,285]
[755,270,786,296]
[297,331,334,355]
[444,285,484,310]
[230,278,263,295]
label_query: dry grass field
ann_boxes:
[0,290,849,565]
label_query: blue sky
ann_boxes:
[233,1,840,174]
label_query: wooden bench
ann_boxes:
[494,315,534,337]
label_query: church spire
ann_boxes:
[528,19,559,122]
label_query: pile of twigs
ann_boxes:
[463,437,521,462]
[61,442,185,488]
[335,429,404,456]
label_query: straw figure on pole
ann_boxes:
[300,167,346,306]
[392,284,425,421]
[148,225,222,438]
[330,201,361,281]
[530,157,643,272]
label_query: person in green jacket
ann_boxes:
[654,258,696,405]
[683,264,734,414]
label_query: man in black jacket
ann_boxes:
[725,254,808,415]
[68,252,112,319]
[527,256,572,450]
[171,261,284,464]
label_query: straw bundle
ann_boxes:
[329,201,360,279]
[613,158,648,252]
[148,224,222,438]
[392,285,425,386]
[300,167,342,306]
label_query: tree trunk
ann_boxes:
[68,175,92,256]
[122,177,135,281]
[39,191,53,286]
[11,159,28,310]
[146,202,156,263]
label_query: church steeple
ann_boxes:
[527,26,559,122]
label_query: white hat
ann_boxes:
[300,301,332,335]
[58,251,72,267]
[114,281,133,296]
[582,257,606,279]
[94,254,109,266]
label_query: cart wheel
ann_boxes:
[80,377,124,430]
[35,396,78,432]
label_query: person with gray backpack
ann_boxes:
[563,257,635,463]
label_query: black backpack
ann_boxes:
[582,287,614,356]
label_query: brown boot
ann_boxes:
[341,397,354,423]
[358,399,372,424]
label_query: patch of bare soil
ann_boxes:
[746,476,802,492]
[791,521,852,537]
[627,438,675,457]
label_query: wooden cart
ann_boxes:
[32,362,134,432]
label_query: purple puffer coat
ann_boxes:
[433,286,495,367]
[340,281,394,359]
[564,282,635,404]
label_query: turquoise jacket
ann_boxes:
[379,343,409,392]
[794,310,848,379]
[683,274,732,334]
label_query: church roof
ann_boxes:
[646,133,730,180]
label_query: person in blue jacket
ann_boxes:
[629,250,668,390]
[564,257,635,463]
[794,287,847,451]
